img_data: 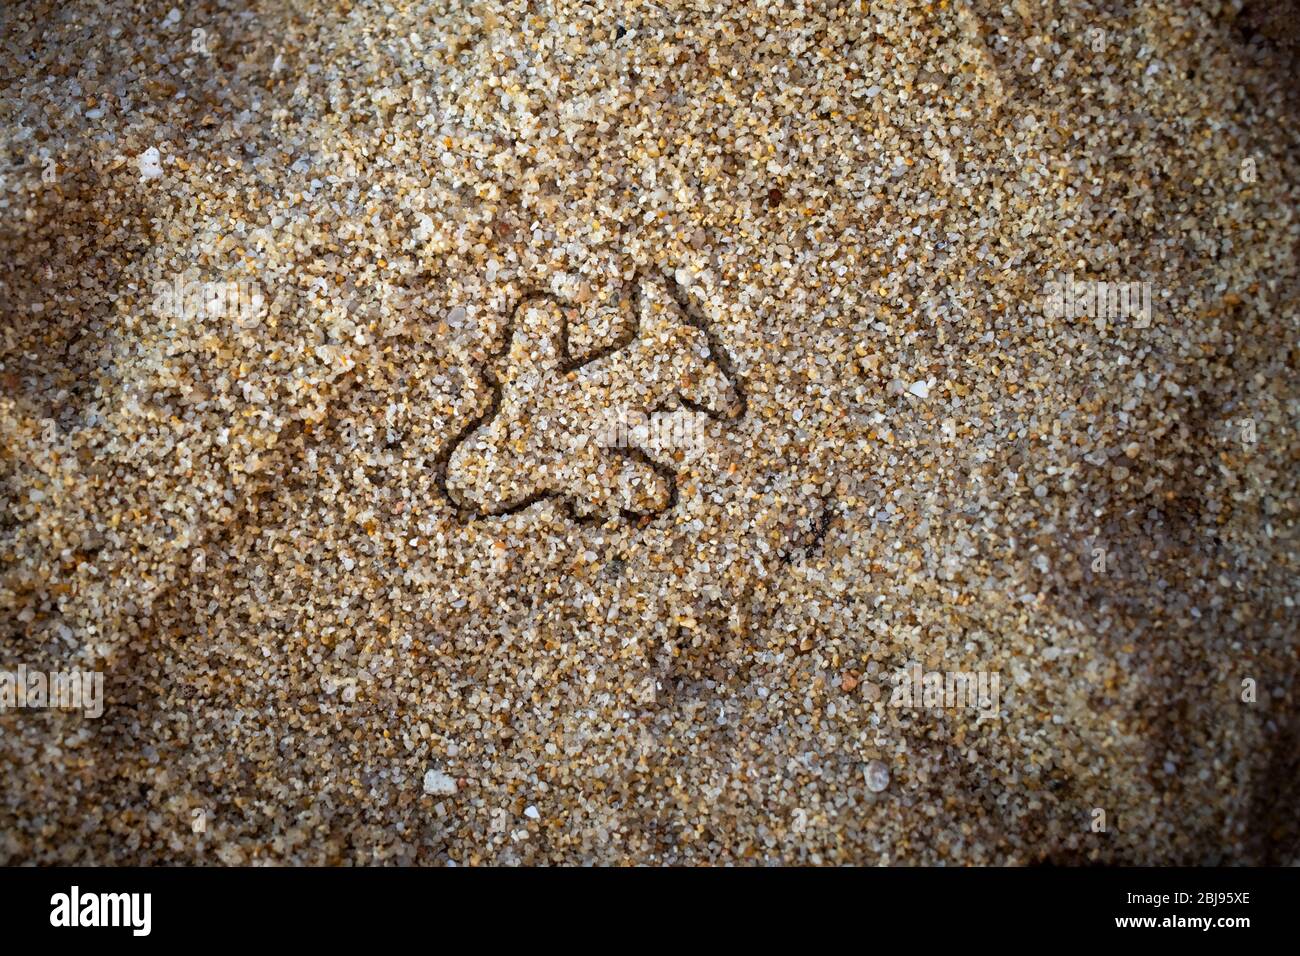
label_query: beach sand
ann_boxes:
[1,0,1297,864]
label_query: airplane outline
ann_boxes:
[433,269,746,525]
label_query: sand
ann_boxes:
[1,0,1297,864]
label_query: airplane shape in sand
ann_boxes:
[440,272,745,522]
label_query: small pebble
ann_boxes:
[865,761,891,794]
